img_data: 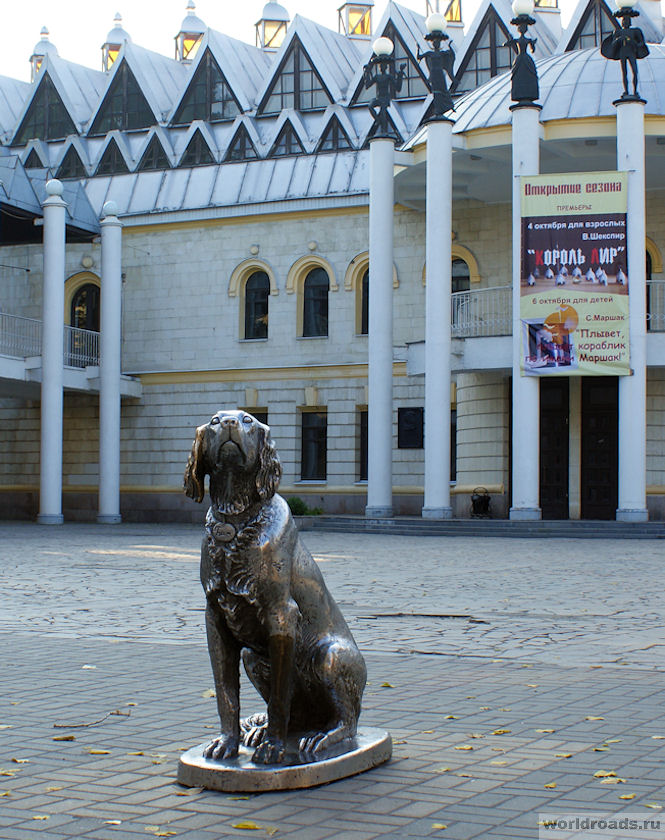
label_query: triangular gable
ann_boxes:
[317,115,354,152]
[205,29,271,112]
[349,5,430,105]
[88,59,156,135]
[452,6,514,95]
[0,75,30,136]
[269,119,305,157]
[94,135,132,176]
[224,123,259,162]
[560,0,618,51]
[179,127,216,166]
[258,34,333,114]
[24,147,46,169]
[171,49,241,125]
[56,143,88,180]
[13,72,77,145]
[138,134,172,171]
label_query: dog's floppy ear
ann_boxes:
[184,424,208,503]
[255,424,282,502]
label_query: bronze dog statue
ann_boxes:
[184,409,367,765]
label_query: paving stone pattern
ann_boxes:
[1,523,664,839]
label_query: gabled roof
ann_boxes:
[88,42,187,131]
[205,30,272,112]
[267,110,312,154]
[174,120,219,164]
[94,131,135,172]
[27,168,100,233]
[556,0,618,51]
[255,15,361,109]
[137,126,177,168]
[0,154,43,216]
[0,75,30,139]
[22,139,50,169]
[455,0,557,76]
[56,136,92,178]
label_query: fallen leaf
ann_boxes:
[594,770,617,778]
[645,804,662,810]
[585,716,604,721]
[544,782,557,789]
[201,689,216,699]
[128,751,145,756]
[498,708,512,712]
[619,794,636,800]
[469,733,484,739]
[492,729,511,735]
[590,665,603,669]
[379,682,394,688]
[0,725,12,730]
[104,820,122,825]
[465,696,476,699]
[0,770,16,777]
[393,739,407,745]
[479,707,491,711]
[490,760,508,765]
[526,684,539,688]
[422,730,435,734]
[45,786,62,792]
[432,824,448,830]
[33,816,49,821]
[126,702,138,707]
[457,773,472,778]
[11,758,29,764]
[0,791,10,797]
[651,736,665,740]
[232,822,262,830]
[536,729,555,734]
[88,749,111,755]
[522,664,534,668]
[53,735,76,741]
[445,715,459,720]
[600,778,627,785]
[594,747,609,752]
[81,665,96,670]
[539,820,557,827]
[454,745,473,751]
[435,767,451,773]
[229,795,251,800]
[556,753,573,759]
[605,739,622,744]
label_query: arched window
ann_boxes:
[452,258,471,293]
[360,268,369,335]
[71,283,100,331]
[244,271,270,339]
[303,268,329,337]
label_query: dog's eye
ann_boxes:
[210,416,220,425]
[243,415,252,424]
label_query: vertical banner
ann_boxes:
[520,171,629,376]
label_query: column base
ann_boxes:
[37,514,64,525]
[509,507,542,521]
[422,506,453,520]
[97,514,122,524]
[616,508,648,522]
[365,506,393,519]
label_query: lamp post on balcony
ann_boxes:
[363,37,404,518]
[509,0,542,521]
[420,11,455,519]
[602,0,649,521]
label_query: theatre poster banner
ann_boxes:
[519,171,629,377]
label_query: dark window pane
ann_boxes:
[138,136,170,171]
[301,412,327,480]
[303,267,328,336]
[181,130,214,166]
[90,63,154,135]
[71,284,100,331]
[360,269,369,334]
[271,123,304,157]
[245,271,269,339]
[452,258,470,293]
[23,149,44,169]
[225,125,258,161]
[15,75,76,144]
[398,407,424,449]
[57,146,87,179]
[318,118,353,153]
[359,409,368,480]
[96,140,129,175]
[173,51,240,124]
[450,408,457,481]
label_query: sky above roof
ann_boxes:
[4,0,580,83]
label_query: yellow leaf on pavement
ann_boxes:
[201,689,216,698]
[432,824,448,830]
[544,783,557,789]
[645,804,663,810]
[600,777,627,784]
[435,767,451,773]
[0,791,10,797]
[11,758,29,764]
[594,770,617,778]
[33,816,49,820]
[104,820,122,825]
[619,794,636,800]
[490,760,508,765]
[445,715,459,720]
[88,749,111,755]
[53,735,75,741]
[536,729,555,734]
[380,682,394,688]
[585,716,604,721]
[232,822,262,830]
[455,745,473,751]
[526,684,539,688]
[492,729,511,735]
[0,726,12,730]
[45,786,62,792]
[556,753,573,759]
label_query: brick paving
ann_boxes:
[1,522,664,839]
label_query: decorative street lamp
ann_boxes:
[417,12,455,117]
[362,37,406,137]
[506,0,539,105]
[600,0,649,101]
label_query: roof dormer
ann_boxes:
[175,0,206,63]
[256,2,290,51]
[30,27,58,83]
[102,13,132,72]
[338,2,373,40]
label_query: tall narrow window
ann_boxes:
[89,62,155,135]
[244,271,270,339]
[260,40,331,114]
[450,408,457,481]
[398,407,424,449]
[172,50,240,124]
[452,258,471,293]
[14,75,76,144]
[452,10,513,95]
[358,409,368,481]
[302,268,329,337]
[71,284,100,331]
[301,411,327,480]
[360,268,369,335]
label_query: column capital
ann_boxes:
[42,179,68,210]
[101,200,122,226]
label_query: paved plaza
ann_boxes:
[1,522,664,839]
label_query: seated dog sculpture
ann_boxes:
[184,410,367,765]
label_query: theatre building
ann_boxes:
[0,0,664,522]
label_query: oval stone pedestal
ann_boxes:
[177,727,392,792]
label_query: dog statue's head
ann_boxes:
[184,410,282,514]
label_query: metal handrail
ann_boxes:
[452,285,512,338]
[0,312,100,367]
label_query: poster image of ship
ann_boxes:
[519,171,629,377]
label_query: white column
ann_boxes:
[616,99,648,521]
[98,201,123,524]
[38,180,67,525]
[510,105,542,520]
[422,118,453,519]
[366,137,395,518]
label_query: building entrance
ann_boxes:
[580,377,619,520]
[539,378,570,520]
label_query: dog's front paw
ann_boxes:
[202,734,239,761]
[251,736,285,765]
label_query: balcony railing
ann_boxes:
[0,313,100,367]
[452,285,512,338]
[647,280,665,332]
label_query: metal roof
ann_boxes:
[0,76,30,139]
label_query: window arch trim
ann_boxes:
[421,244,481,286]
[646,236,663,274]
[286,255,338,294]
[229,259,279,298]
[64,272,101,326]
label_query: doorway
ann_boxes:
[540,378,569,519]
[580,377,618,520]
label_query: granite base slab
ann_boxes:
[177,727,392,792]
